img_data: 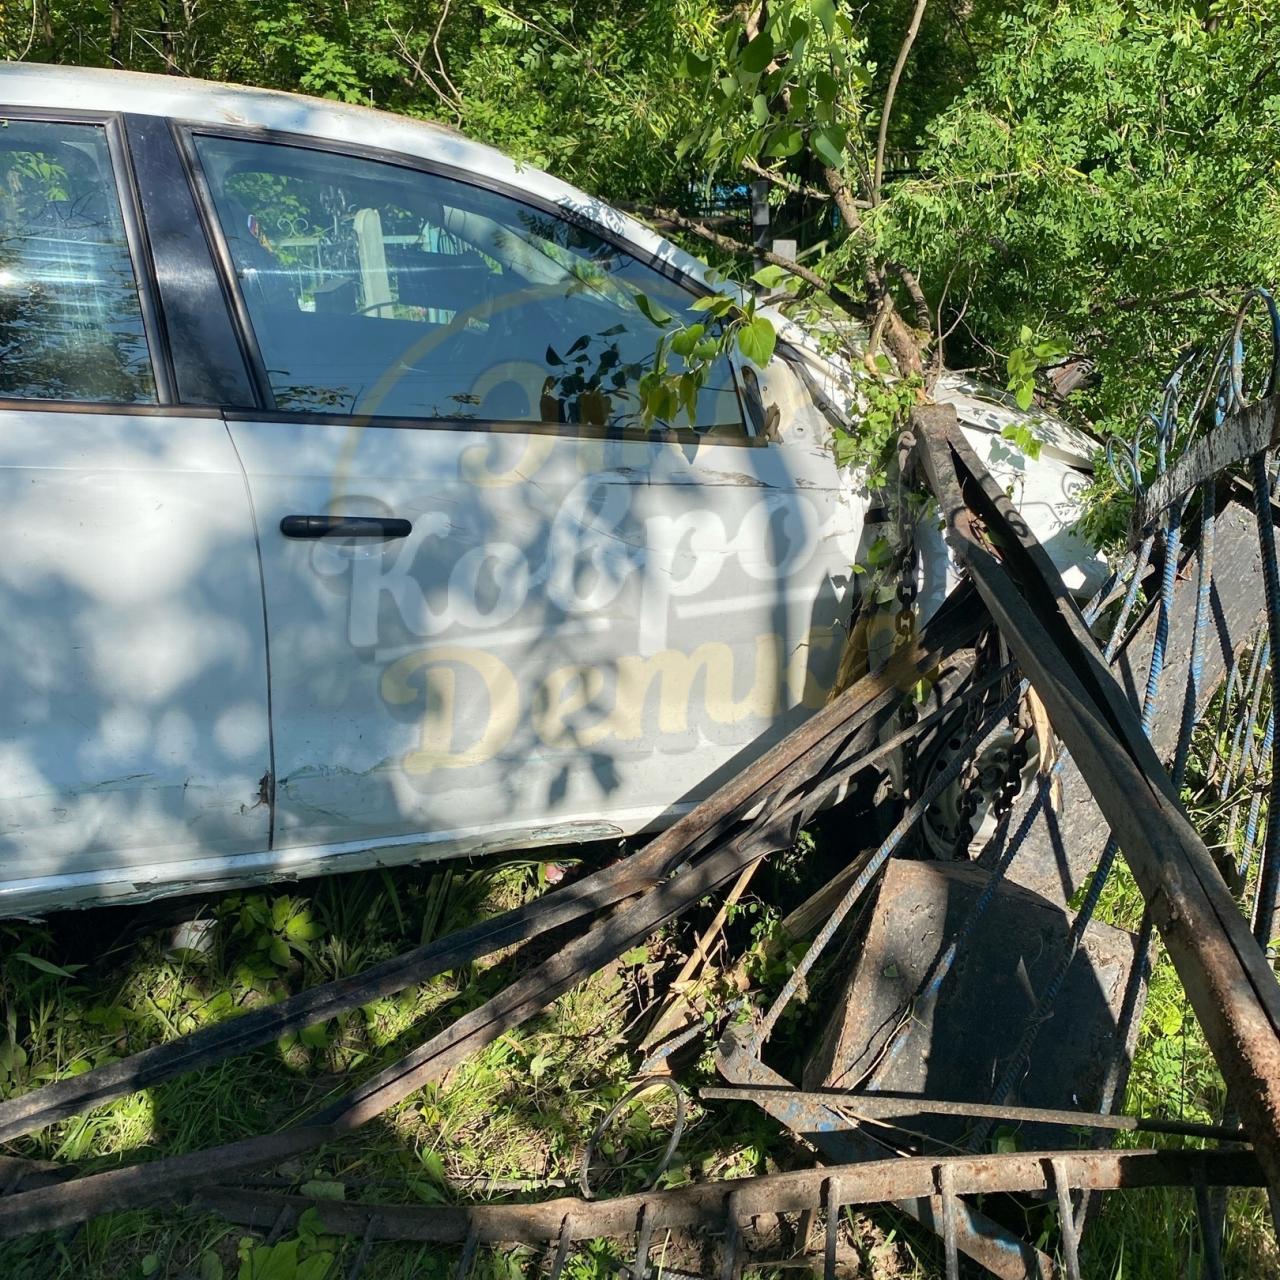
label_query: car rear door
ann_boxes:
[0,112,271,907]
[183,125,858,859]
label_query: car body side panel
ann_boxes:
[0,411,272,885]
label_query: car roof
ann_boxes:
[0,62,718,289]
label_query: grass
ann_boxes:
[0,853,778,1280]
[1,698,1278,1279]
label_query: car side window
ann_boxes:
[0,119,156,404]
[191,134,744,434]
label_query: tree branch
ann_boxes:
[742,157,853,205]
[811,166,920,375]
[629,204,869,320]
[890,261,931,333]
[873,0,929,205]
[740,0,927,376]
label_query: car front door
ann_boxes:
[0,114,272,910]
[186,127,858,860]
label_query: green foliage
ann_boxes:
[674,0,870,181]
[236,1235,333,1280]
[1000,422,1043,462]
[885,1,1280,426]
[219,893,327,977]
[1005,325,1069,413]
[634,288,779,427]
[834,369,923,487]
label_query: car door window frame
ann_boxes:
[176,120,761,446]
[0,106,177,409]
[121,114,262,410]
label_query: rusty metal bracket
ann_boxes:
[1136,393,1280,530]
[714,1028,1055,1280]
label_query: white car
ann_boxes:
[0,65,1102,915]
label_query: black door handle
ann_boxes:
[280,514,413,540]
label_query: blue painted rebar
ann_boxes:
[1245,287,1280,946]
[1249,449,1280,947]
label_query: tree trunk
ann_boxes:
[109,0,123,68]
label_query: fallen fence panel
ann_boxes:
[192,1147,1267,1245]
[914,402,1280,1189]
[992,497,1265,905]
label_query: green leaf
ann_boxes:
[669,323,705,357]
[300,1020,330,1048]
[1014,382,1034,411]
[814,69,840,104]
[993,1126,1020,1155]
[648,382,678,421]
[198,1252,224,1280]
[690,293,735,317]
[812,0,837,38]
[296,1206,327,1250]
[286,918,325,942]
[721,19,743,61]
[268,936,292,968]
[751,93,770,126]
[811,124,847,169]
[751,264,788,289]
[409,1176,448,1205]
[866,535,892,567]
[678,51,711,80]
[1032,339,1068,360]
[300,1179,346,1201]
[1001,423,1043,460]
[0,1042,27,1073]
[737,315,777,366]
[765,126,804,157]
[141,1255,160,1277]
[12,953,81,979]
[238,1241,299,1280]
[741,32,774,74]
[633,292,674,327]
[420,1149,448,1185]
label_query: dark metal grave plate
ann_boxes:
[803,858,1139,1151]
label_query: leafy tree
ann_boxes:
[886,1,1280,430]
